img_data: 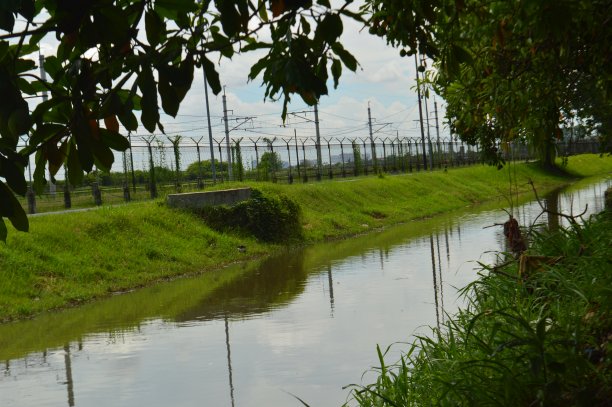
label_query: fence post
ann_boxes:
[63,183,71,209]
[123,182,131,202]
[340,139,346,177]
[26,185,36,214]
[301,141,308,183]
[91,182,102,206]
[315,139,322,181]
[326,140,333,179]
[146,140,158,199]
[381,139,388,172]
[285,139,293,184]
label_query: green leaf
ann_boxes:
[15,58,35,73]
[93,143,114,171]
[137,64,159,132]
[258,0,268,22]
[32,150,46,194]
[28,123,65,148]
[72,113,94,172]
[158,69,179,116]
[202,57,221,94]
[217,0,241,37]
[248,56,268,81]
[0,219,6,242]
[315,13,343,44]
[66,138,83,186]
[0,180,28,232]
[332,43,358,71]
[8,106,31,137]
[43,55,62,78]
[99,128,130,151]
[300,16,311,35]
[117,110,138,131]
[0,156,27,196]
[241,41,272,52]
[0,11,15,32]
[0,41,9,62]
[331,58,342,88]
[145,9,165,47]
[18,0,35,21]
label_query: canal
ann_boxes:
[0,178,609,407]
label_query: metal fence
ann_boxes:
[20,137,602,214]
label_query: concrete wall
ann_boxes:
[167,188,252,209]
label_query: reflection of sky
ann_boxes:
[0,180,609,407]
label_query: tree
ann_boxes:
[257,151,282,180]
[0,0,363,240]
[185,159,228,180]
[365,0,611,167]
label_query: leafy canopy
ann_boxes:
[365,0,611,166]
[0,0,363,240]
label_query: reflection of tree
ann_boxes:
[63,344,75,407]
[327,265,335,316]
[224,316,235,407]
[429,235,441,331]
[175,250,310,322]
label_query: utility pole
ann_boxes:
[222,88,233,180]
[434,98,441,167]
[414,52,428,170]
[202,49,217,182]
[314,101,322,178]
[367,102,378,172]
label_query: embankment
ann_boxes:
[0,154,609,322]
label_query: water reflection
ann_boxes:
[63,344,75,407]
[327,265,335,315]
[0,178,609,407]
[225,316,235,407]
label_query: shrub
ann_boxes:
[198,189,302,243]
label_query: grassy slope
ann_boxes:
[0,154,610,322]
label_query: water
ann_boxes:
[0,178,609,407]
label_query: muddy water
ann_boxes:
[0,178,609,407]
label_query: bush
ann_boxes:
[198,189,302,243]
[347,211,612,406]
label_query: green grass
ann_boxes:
[0,202,269,321]
[0,154,610,322]
[344,198,612,406]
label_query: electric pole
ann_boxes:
[314,101,322,178]
[222,88,233,180]
[367,102,378,172]
[414,52,428,170]
[434,98,441,168]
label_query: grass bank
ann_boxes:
[346,199,611,406]
[0,154,610,322]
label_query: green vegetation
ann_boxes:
[346,206,611,406]
[0,202,269,322]
[198,189,302,243]
[0,155,610,322]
